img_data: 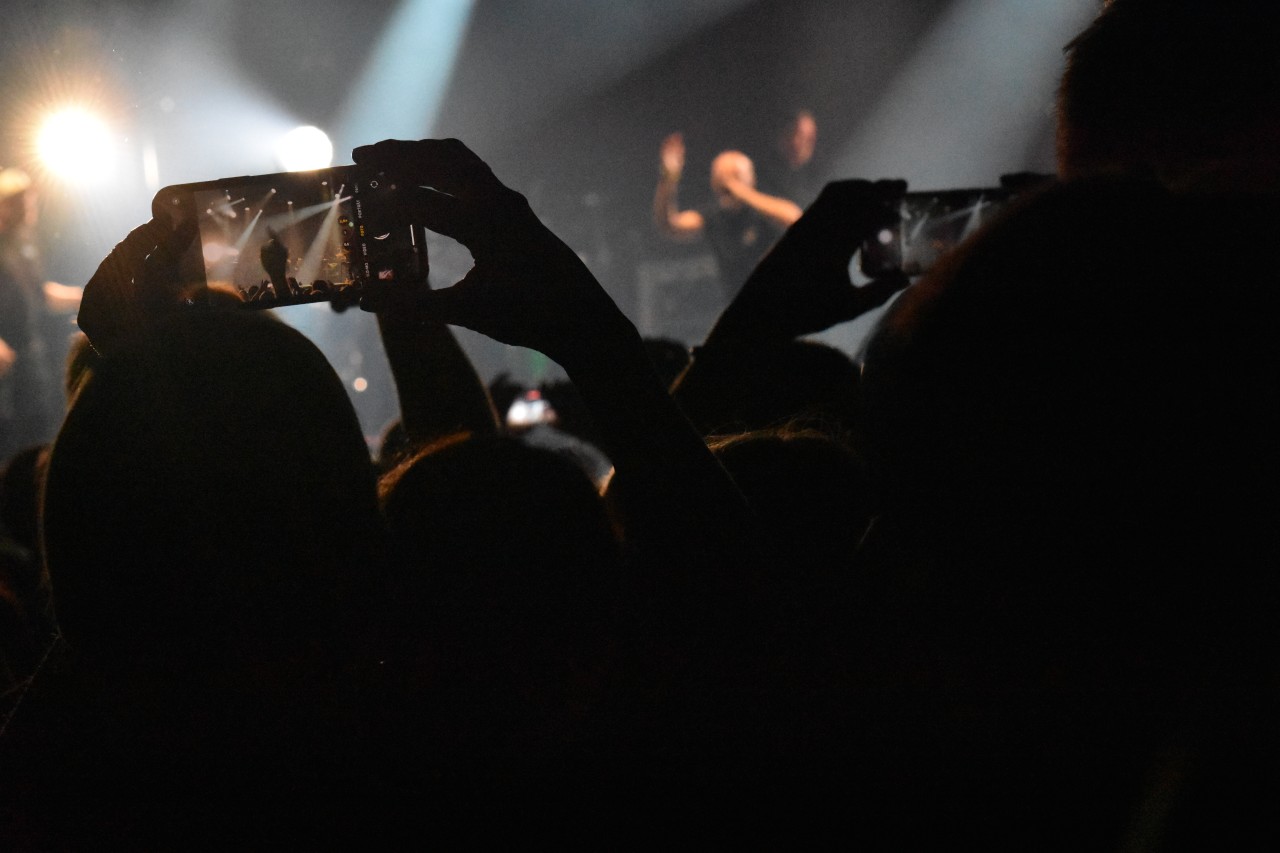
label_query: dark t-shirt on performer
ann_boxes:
[755,156,823,215]
[698,202,783,300]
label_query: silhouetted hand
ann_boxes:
[707,179,910,345]
[352,138,634,371]
[77,216,199,356]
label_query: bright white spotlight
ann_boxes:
[276,125,333,172]
[36,108,116,183]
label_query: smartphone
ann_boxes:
[859,187,1010,278]
[506,389,557,429]
[152,165,427,308]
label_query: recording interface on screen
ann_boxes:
[163,168,420,308]
[862,190,1007,277]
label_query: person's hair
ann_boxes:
[1057,0,1280,183]
[710,425,872,572]
[852,176,1279,842]
[63,333,96,402]
[677,339,862,437]
[379,432,620,635]
[41,310,383,652]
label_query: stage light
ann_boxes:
[334,0,476,150]
[834,0,1097,187]
[277,125,333,172]
[36,108,117,184]
[202,242,227,264]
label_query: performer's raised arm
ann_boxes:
[714,153,803,230]
[653,132,705,240]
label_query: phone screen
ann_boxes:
[153,166,426,308]
[860,188,1008,278]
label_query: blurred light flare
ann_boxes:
[295,197,345,287]
[277,125,334,172]
[36,107,117,184]
[202,242,239,264]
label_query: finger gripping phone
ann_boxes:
[152,165,427,309]
[859,187,1011,278]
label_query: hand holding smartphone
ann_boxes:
[151,165,428,309]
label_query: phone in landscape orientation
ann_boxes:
[152,165,428,309]
[859,187,1011,278]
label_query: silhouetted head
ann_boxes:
[677,339,861,437]
[42,310,383,654]
[711,425,871,573]
[857,176,1277,644]
[1057,0,1280,192]
[379,433,619,637]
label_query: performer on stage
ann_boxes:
[259,228,292,300]
[756,109,822,210]
[1,167,81,458]
[653,132,803,299]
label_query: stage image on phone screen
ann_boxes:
[164,168,422,308]
[860,189,1007,278]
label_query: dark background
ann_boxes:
[1,0,1099,436]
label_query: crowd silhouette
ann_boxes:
[1,0,1276,844]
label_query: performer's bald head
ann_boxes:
[710,150,755,205]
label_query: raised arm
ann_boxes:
[370,259,499,448]
[671,180,909,430]
[720,175,804,231]
[702,179,909,349]
[376,309,499,449]
[43,281,83,312]
[354,138,755,575]
[653,133,705,240]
